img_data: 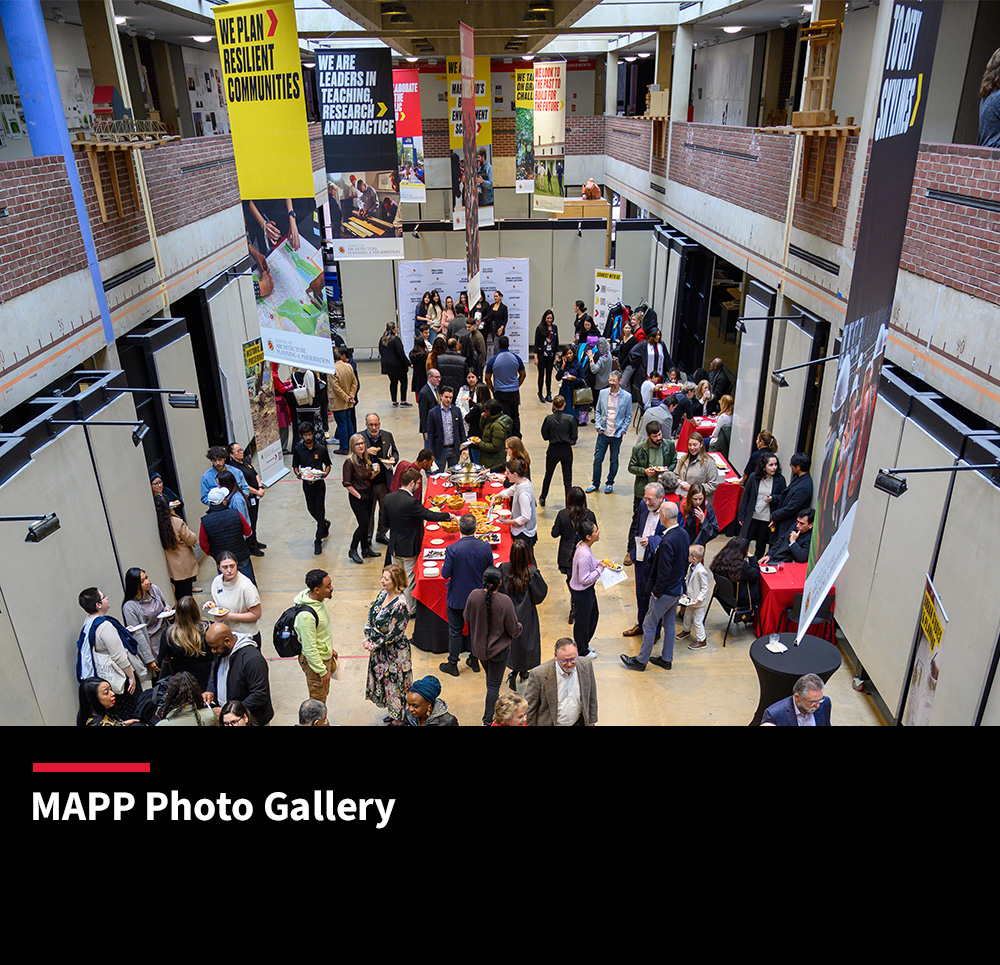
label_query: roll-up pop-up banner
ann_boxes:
[393,68,425,203]
[533,60,565,213]
[317,47,403,259]
[215,0,334,374]
[801,0,942,640]
[242,338,286,485]
[449,51,493,231]
[515,67,534,194]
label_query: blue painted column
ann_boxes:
[0,0,114,342]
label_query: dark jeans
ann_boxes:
[170,577,195,603]
[333,409,352,451]
[541,443,573,503]
[388,375,407,404]
[303,480,327,540]
[494,389,521,437]
[248,496,261,550]
[447,605,470,663]
[348,491,373,553]
[626,496,641,559]
[745,518,771,558]
[592,432,623,487]
[537,356,555,397]
[483,649,510,725]
[569,585,598,656]
[236,556,256,585]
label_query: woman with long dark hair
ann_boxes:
[379,321,411,407]
[568,519,605,658]
[121,567,166,674]
[499,538,548,690]
[415,290,433,329]
[680,483,719,546]
[555,343,585,420]
[215,468,250,526]
[426,335,447,374]
[428,289,444,330]
[157,595,213,690]
[154,493,199,602]
[979,47,1000,148]
[464,565,522,727]
[410,322,432,396]
[156,671,219,726]
[77,677,139,727]
[738,451,786,557]
[220,700,259,726]
[534,308,559,402]
[710,536,760,613]
[551,486,597,623]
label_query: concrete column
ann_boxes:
[605,51,618,115]
[670,24,694,123]
[78,0,119,89]
[0,0,114,343]
[655,27,674,104]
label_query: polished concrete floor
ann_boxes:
[203,359,884,726]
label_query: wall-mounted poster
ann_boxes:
[317,47,403,259]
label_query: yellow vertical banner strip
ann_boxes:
[475,55,492,147]
[214,0,314,199]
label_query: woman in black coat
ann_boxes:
[550,486,597,623]
[410,323,432,396]
[737,451,786,557]
[378,322,411,406]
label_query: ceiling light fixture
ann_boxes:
[390,13,414,24]
[624,55,637,62]
[115,16,127,25]
[638,52,651,58]
[381,2,407,13]
[522,53,535,60]
[529,1,555,11]
[405,56,419,62]
[723,26,743,34]
[192,35,215,43]
[524,11,548,22]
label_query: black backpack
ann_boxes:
[272,603,319,658]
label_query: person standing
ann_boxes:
[525,638,599,726]
[331,347,359,455]
[292,569,338,706]
[343,433,379,564]
[622,482,666,638]
[485,336,526,437]
[538,395,578,507]
[436,337,471,391]
[157,596,213,691]
[551,486,597,623]
[364,564,413,724]
[427,384,467,469]
[708,357,734,399]
[379,322,411,407]
[738,451,786,557]
[201,446,250,506]
[410,323,432,397]
[499,538,548,690]
[462,314,487,378]
[120,567,165,677]
[389,448,435,501]
[588,371,632,494]
[292,421,332,556]
[477,399,513,469]
[621,501,690,672]
[439,514,495,677]
[203,622,273,725]
[76,587,141,720]
[569,519,606,658]
[204,551,262,649]
[534,309,560,402]
[362,412,398,547]
[418,368,442,449]
[678,544,711,650]
[226,442,267,556]
[625,419,673,564]
[491,457,537,548]
[404,675,460,726]
[464,566,522,727]
[555,343,585,420]
[384,467,454,615]
[585,337,613,398]
[199,487,255,584]
[153,493,199,602]
[769,452,814,542]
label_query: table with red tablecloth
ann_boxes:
[411,473,514,652]
[705,450,742,532]
[755,561,836,637]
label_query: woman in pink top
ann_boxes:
[568,519,605,658]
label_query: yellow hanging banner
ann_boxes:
[214,0,314,199]
[447,55,491,150]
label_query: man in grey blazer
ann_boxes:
[525,639,598,726]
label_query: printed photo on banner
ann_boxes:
[242,337,285,485]
[450,146,495,230]
[515,67,534,194]
[245,198,335,374]
[533,61,566,213]
[317,47,403,259]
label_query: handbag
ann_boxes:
[573,387,594,407]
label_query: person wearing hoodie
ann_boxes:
[404,675,460,726]
[203,622,274,725]
[293,569,337,707]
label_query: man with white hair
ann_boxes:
[761,673,832,726]
[620,500,689,672]
[622,481,667,637]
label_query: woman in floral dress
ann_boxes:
[364,563,413,724]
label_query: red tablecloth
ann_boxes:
[410,474,513,622]
[707,451,741,532]
[756,562,836,637]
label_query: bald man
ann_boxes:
[203,622,273,725]
[709,358,733,399]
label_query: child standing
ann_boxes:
[678,544,710,650]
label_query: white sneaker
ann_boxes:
[579,648,597,658]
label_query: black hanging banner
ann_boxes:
[316,47,398,172]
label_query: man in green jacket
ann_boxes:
[624,419,676,564]
[294,569,338,706]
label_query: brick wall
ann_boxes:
[606,116,651,169]
[899,142,1000,305]
[0,156,89,302]
[792,135,858,245]
[668,122,793,222]
[424,117,450,159]
[567,115,606,157]
[76,150,150,262]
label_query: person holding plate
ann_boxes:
[204,551,262,649]
[490,457,537,549]
[677,544,710,650]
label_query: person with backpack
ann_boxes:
[290,569,337,706]
[76,586,143,720]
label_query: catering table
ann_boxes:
[706,450,742,533]
[748,632,842,725]
[411,473,513,653]
[755,561,836,638]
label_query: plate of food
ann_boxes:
[760,565,778,574]
[423,548,446,561]
[468,436,481,445]
[678,595,694,607]
[492,552,501,560]
[430,538,445,546]
[601,558,623,572]
[207,606,229,619]
[422,566,440,578]
[156,608,175,620]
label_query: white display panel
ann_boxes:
[730,292,771,474]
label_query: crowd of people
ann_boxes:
[75,289,831,728]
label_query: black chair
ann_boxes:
[706,575,756,648]
[778,592,836,643]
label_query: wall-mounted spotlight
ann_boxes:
[735,313,804,335]
[0,513,61,543]
[100,385,200,409]
[874,461,1000,497]
[412,224,421,239]
[771,354,840,387]
[577,221,583,238]
[47,419,150,447]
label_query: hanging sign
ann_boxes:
[533,60,566,213]
[393,68,425,203]
[515,67,534,193]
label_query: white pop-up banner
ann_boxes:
[398,258,529,360]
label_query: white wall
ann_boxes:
[691,36,754,126]
[831,3,879,126]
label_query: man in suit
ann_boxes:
[384,468,455,615]
[760,509,814,565]
[708,357,734,399]
[622,482,667,636]
[621,501,690,672]
[770,452,814,540]
[761,673,832,726]
[362,412,398,547]
[525,639,598,726]
[427,384,467,469]
[439,513,494,677]
[418,368,442,447]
